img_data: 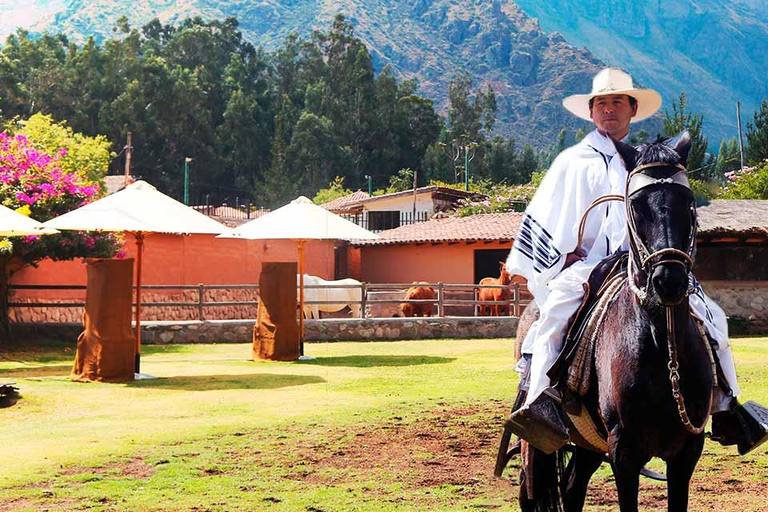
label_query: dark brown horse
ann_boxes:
[520,133,714,512]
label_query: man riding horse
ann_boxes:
[506,68,767,455]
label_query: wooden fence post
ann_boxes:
[437,282,444,317]
[197,283,205,321]
[360,282,367,318]
[513,282,520,316]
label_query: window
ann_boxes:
[367,211,400,231]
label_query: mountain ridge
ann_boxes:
[3,0,763,146]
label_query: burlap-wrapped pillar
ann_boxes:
[71,258,135,382]
[253,262,299,361]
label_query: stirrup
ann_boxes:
[736,401,768,455]
[506,388,569,454]
[712,400,768,455]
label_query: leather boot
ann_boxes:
[506,388,569,454]
[711,399,768,455]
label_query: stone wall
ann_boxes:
[8,288,259,323]
[10,316,520,344]
[700,281,768,334]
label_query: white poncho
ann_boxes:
[508,130,629,302]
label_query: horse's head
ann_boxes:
[614,133,696,307]
[499,261,512,285]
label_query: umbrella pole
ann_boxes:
[298,240,306,356]
[135,232,144,374]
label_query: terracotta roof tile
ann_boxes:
[321,190,370,212]
[352,212,523,246]
[348,199,768,247]
[697,199,768,237]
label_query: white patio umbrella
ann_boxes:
[0,207,57,382]
[43,180,227,374]
[0,205,59,236]
[218,196,378,357]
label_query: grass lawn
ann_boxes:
[1,337,767,511]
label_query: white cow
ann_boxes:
[298,274,363,319]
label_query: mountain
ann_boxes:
[511,0,768,143]
[4,0,764,146]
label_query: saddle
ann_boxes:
[548,250,629,390]
[541,251,629,453]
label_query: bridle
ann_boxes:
[624,162,697,305]
[576,159,714,435]
[625,161,714,435]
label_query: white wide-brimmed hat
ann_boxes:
[562,68,662,123]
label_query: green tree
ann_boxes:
[387,168,415,193]
[263,105,296,208]
[287,111,339,196]
[313,176,353,205]
[714,138,741,182]
[447,72,496,143]
[628,129,649,145]
[663,92,707,173]
[14,113,113,185]
[745,99,768,165]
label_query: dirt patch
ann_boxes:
[256,399,520,507]
[253,400,768,510]
[58,456,155,480]
[0,496,82,512]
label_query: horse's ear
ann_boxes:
[670,130,692,167]
[611,137,638,171]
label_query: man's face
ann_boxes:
[589,94,638,139]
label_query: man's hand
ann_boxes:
[563,247,586,269]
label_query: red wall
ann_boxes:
[360,241,512,284]
[10,234,339,299]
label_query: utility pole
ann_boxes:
[452,140,477,192]
[412,170,418,216]
[184,157,192,205]
[464,149,470,192]
[737,102,745,170]
[124,132,132,186]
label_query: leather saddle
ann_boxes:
[548,250,628,385]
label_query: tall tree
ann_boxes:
[447,72,496,143]
[745,99,768,165]
[263,104,296,207]
[663,92,707,173]
[287,112,339,196]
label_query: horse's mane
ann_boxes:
[635,136,682,167]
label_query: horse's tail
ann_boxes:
[519,442,566,512]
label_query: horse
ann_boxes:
[479,261,513,316]
[400,282,436,317]
[519,133,715,512]
[298,275,363,319]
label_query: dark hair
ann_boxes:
[589,95,637,109]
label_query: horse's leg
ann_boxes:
[609,429,647,512]
[666,434,705,512]
[562,447,603,512]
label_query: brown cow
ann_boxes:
[400,282,436,317]
[478,261,512,316]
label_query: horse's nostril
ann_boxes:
[652,266,688,305]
